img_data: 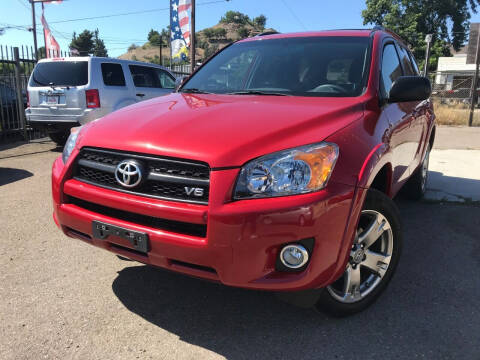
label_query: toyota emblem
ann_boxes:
[115,160,143,188]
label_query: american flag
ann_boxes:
[170,0,191,62]
[41,8,60,58]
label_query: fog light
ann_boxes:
[279,244,309,269]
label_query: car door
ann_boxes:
[100,62,136,113]
[395,44,429,171]
[380,42,416,189]
[128,65,171,101]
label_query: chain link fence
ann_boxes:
[429,71,480,126]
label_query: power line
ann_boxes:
[45,0,230,24]
[280,0,307,31]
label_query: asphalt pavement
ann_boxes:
[0,128,479,360]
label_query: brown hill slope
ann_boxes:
[119,18,275,63]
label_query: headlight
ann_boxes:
[62,127,82,163]
[234,143,339,199]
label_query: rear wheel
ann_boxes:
[48,130,70,146]
[316,189,402,317]
[403,144,430,200]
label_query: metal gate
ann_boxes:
[0,46,36,142]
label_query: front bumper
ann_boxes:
[52,155,362,291]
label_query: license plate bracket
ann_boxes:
[92,221,149,253]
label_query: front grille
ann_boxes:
[73,148,210,204]
[69,197,207,237]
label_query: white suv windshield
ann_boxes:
[182,36,371,97]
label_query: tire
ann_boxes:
[315,189,402,317]
[48,130,70,146]
[402,144,430,200]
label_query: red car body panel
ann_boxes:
[51,30,435,291]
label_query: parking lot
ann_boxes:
[1,127,479,360]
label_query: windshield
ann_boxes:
[29,61,88,87]
[182,36,371,97]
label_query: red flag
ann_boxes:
[41,10,61,58]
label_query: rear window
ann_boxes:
[29,61,88,87]
[101,63,126,86]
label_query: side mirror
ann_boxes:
[175,75,189,91]
[388,76,431,103]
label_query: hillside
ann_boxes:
[119,12,275,64]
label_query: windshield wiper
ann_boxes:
[227,90,289,96]
[180,88,212,94]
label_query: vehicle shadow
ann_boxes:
[0,167,33,186]
[425,170,480,202]
[111,200,479,359]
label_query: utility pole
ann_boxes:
[469,30,480,127]
[30,0,38,60]
[423,34,433,77]
[190,0,195,74]
[160,35,163,66]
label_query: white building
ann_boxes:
[436,46,475,90]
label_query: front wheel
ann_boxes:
[316,189,402,317]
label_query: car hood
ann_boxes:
[79,92,364,168]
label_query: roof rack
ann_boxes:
[256,31,280,37]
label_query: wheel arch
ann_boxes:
[357,143,394,197]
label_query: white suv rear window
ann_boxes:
[30,61,88,87]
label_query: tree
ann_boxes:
[70,30,94,56]
[38,46,46,59]
[362,0,480,71]
[93,29,108,57]
[220,11,250,25]
[253,15,267,29]
[148,29,161,46]
[128,44,138,52]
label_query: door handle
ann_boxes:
[136,93,145,97]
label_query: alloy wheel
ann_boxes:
[327,210,394,303]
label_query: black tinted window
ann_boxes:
[396,45,415,76]
[29,61,88,87]
[129,65,160,88]
[381,44,402,96]
[156,69,175,88]
[182,37,371,97]
[101,63,126,86]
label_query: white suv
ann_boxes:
[26,57,177,144]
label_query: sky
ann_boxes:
[2,0,480,58]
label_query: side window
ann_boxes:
[101,63,126,86]
[408,51,420,75]
[381,43,403,97]
[129,65,161,88]
[396,45,415,76]
[156,69,175,89]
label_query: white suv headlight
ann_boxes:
[62,126,82,163]
[234,143,339,199]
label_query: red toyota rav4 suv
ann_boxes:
[52,29,434,316]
